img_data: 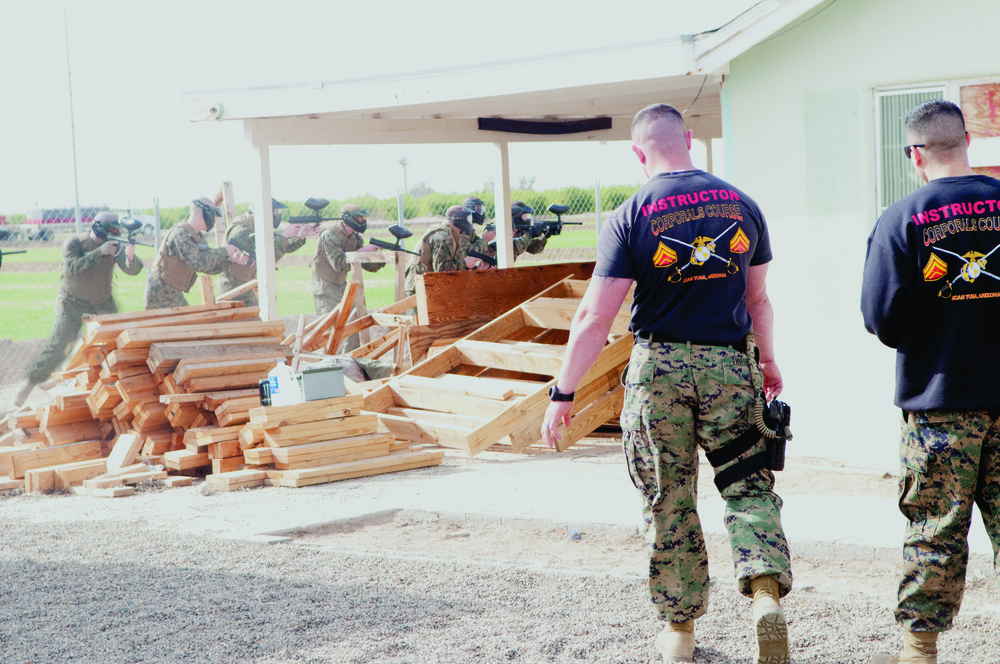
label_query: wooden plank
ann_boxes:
[205,469,266,491]
[324,282,360,355]
[54,390,91,411]
[43,421,106,447]
[268,432,393,462]
[188,425,245,446]
[38,405,94,430]
[85,301,242,325]
[242,446,275,465]
[180,372,271,393]
[162,449,210,471]
[248,394,365,427]
[0,478,25,492]
[85,305,260,344]
[106,434,144,473]
[173,357,283,383]
[147,339,287,374]
[267,448,445,487]
[57,460,118,489]
[454,339,566,376]
[10,440,104,479]
[384,384,512,417]
[384,407,488,428]
[416,261,594,325]
[376,413,473,449]
[116,320,286,349]
[264,414,379,448]
[396,375,514,400]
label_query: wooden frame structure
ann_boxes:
[363,277,633,455]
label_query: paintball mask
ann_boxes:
[462,196,487,225]
[340,204,369,233]
[512,201,534,223]
[445,205,474,236]
[271,198,288,229]
[91,211,122,241]
[193,199,222,231]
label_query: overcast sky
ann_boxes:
[0,0,756,213]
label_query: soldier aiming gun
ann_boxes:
[219,197,314,307]
[144,198,251,310]
[15,211,144,407]
[310,202,383,352]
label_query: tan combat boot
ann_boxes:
[750,575,789,664]
[655,620,694,663]
[867,629,938,663]
[13,379,36,408]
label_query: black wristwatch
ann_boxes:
[548,385,575,402]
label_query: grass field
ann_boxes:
[0,223,598,342]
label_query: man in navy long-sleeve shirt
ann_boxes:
[861,99,1000,664]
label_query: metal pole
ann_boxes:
[595,180,603,236]
[64,13,82,234]
[153,197,162,249]
[396,190,405,226]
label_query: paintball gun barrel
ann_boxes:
[484,204,581,238]
[517,203,581,238]
[368,225,419,256]
[286,198,345,228]
[0,247,27,270]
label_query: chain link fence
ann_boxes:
[0,183,636,392]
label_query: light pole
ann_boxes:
[398,157,409,196]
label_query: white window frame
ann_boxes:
[873,83,948,217]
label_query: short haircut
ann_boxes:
[905,99,967,152]
[631,103,686,143]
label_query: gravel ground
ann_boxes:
[1,456,998,664]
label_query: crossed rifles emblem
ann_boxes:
[653,221,745,283]
[924,240,1000,298]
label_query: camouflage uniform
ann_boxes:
[404,222,468,297]
[895,411,1000,632]
[24,234,144,384]
[144,223,230,310]
[311,222,381,351]
[622,337,792,622]
[218,213,307,307]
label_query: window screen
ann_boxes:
[876,88,946,215]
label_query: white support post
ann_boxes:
[493,141,513,269]
[251,144,278,321]
[700,138,714,174]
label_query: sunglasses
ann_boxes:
[903,144,925,159]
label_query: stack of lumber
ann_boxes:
[364,275,632,456]
[0,302,288,493]
[201,394,444,491]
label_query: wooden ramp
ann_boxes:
[363,278,633,456]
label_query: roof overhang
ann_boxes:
[180,0,829,147]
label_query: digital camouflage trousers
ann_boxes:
[621,339,792,623]
[26,293,117,384]
[896,409,1000,632]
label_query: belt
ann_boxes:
[635,331,747,352]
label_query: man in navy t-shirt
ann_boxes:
[542,103,791,664]
[861,99,1000,664]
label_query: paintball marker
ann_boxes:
[368,225,419,256]
[0,247,27,270]
[117,215,155,257]
[515,203,582,238]
[286,198,343,230]
[467,239,497,268]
